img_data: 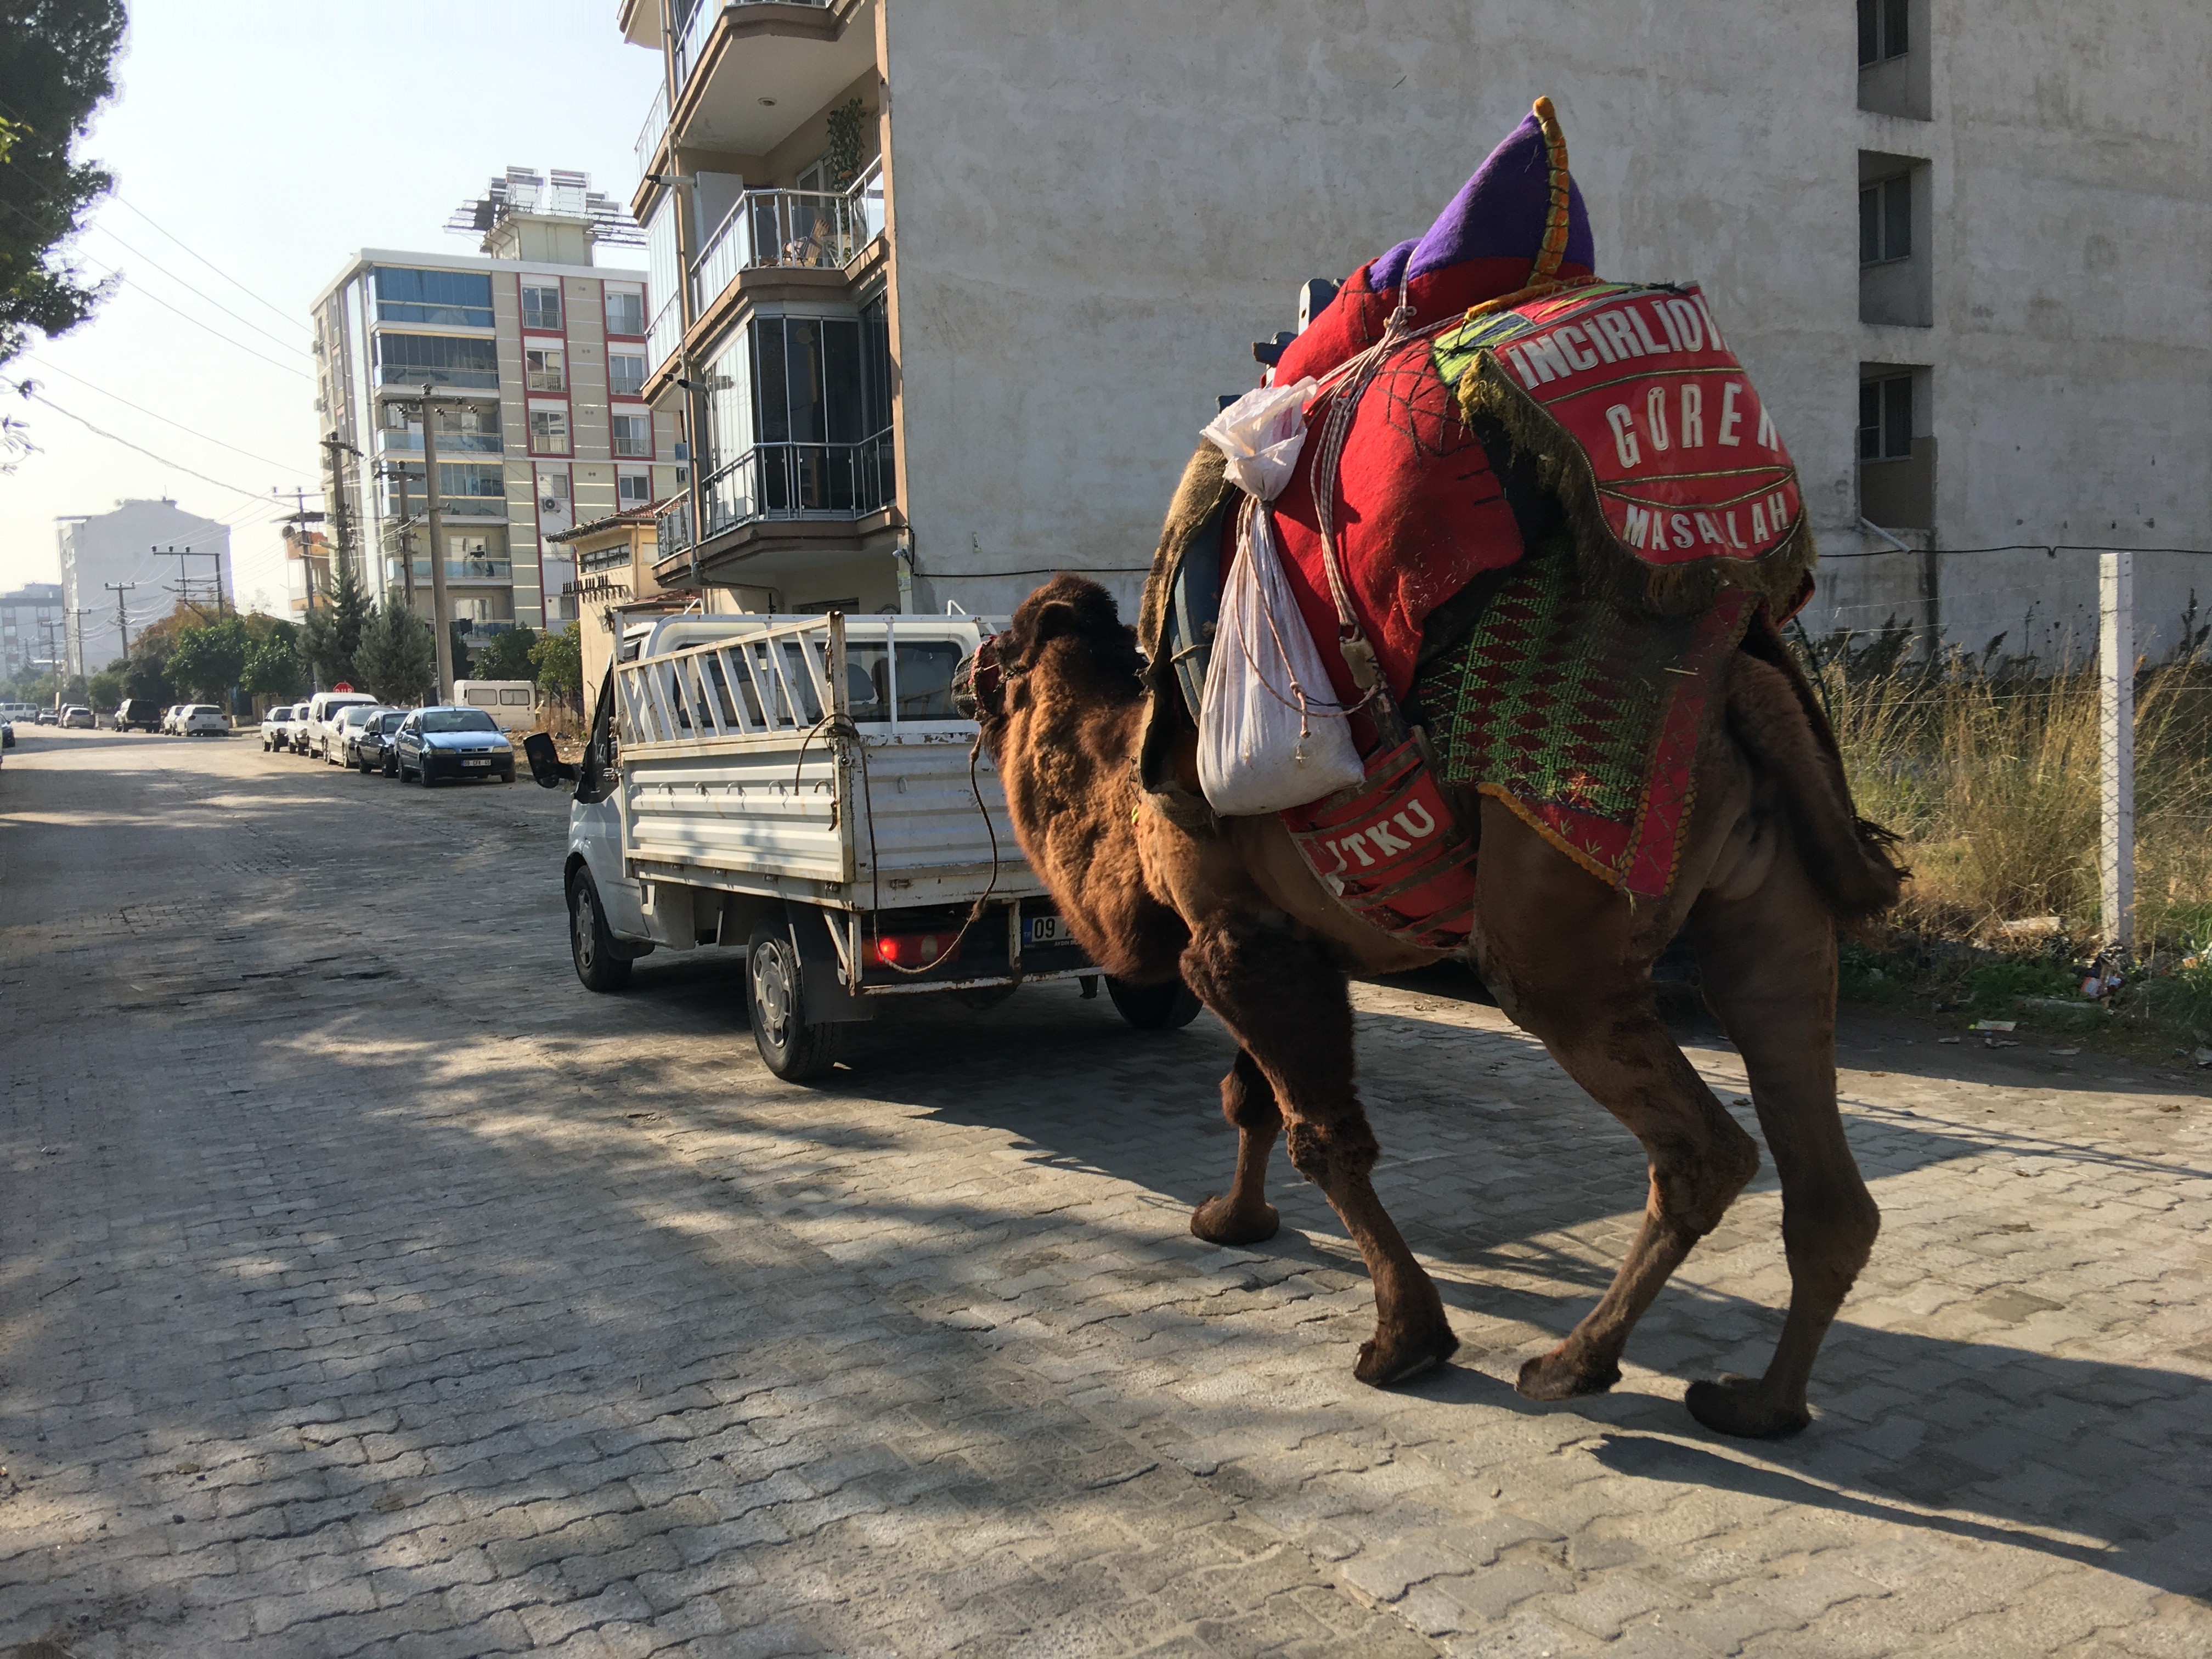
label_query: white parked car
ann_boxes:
[260,704,297,751]
[160,703,189,733]
[61,705,95,729]
[323,703,391,764]
[283,705,319,752]
[180,704,229,736]
[303,690,380,760]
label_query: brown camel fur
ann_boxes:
[972,572,1906,1438]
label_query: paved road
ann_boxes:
[2,726,2208,1659]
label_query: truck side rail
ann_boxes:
[616,612,849,753]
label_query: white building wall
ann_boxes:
[876,1,2209,656]
[57,500,233,674]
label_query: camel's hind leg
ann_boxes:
[1180,921,1457,1386]
[1471,803,1761,1406]
[1681,845,1880,1438]
[1190,1050,1283,1246]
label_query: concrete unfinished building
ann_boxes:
[618,0,2209,660]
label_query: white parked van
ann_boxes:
[453,680,538,734]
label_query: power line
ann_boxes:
[108,194,300,330]
[0,194,309,378]
[18,388,276,505]
[84,219,309,354]
[14,361,307,472]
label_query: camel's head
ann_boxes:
[955,573,1144,742]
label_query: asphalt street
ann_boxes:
[2,725,2208,1658]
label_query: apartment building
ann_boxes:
[58,498,232,674]
[1,582,64,682]
[311,169,686,644]
[619,1,2209,658]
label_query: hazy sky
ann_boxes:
[0,1,662,614]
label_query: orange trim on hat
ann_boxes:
[1531,95,1574,285]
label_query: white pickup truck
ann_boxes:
[524,611,1198,1078]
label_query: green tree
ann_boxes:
[86,664,120,708]
[240,627,307,701]
[0,1,127,368]
[167,614,251,702]
[531,620,583,707]
[448,618,472,683]
[121,632,175,704]
[352,602,436,706]
[466,624,536,681]
[301,556,371,687]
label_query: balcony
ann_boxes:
[375,429,504,455]
[376,364,499,391]
[691,161,884,314]
[656,430,893,560]
[385,558,517,584]
[635,79,670,180]
[672,0,833,99]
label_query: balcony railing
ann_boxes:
[634,80,669,179]
[690,160,884,314]
[376,364,499,391]
[670,0,833,100]
[375,430,504,454]
[385,558,516,583]
[656,430,894,560]
[646,293,683,378]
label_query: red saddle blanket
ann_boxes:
[1262,280,1813,710]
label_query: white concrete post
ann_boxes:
[2098,550,2134,952]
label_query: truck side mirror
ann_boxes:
[524,732,578,789]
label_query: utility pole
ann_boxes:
[105,581,138,658]
[2098,550,2134,954]
[418,382,455,702]
[279,488,330,691]
[322,433,360,598]
[378,461,418,614]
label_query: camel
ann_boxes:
[966,568,1906,1439]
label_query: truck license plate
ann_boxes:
[1022,914,1071,947]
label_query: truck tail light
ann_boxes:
[873,932,958,969]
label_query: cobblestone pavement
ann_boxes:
[2,726,2208,1659]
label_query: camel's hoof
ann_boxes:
[1684,1373,1812,1439]
[1515,1345,1623,1402]
[1189,1194,1279,1245]
[1354,1320,1460,1389]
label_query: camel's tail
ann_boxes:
[1725,635,1909,926]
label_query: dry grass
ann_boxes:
[1808,631,2212,953]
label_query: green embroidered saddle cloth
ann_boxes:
[1412,545,1757,900]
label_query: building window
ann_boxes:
[375,332,499,388]
[1858,0,1907,66]
[530,407,570,454]
[1858,374,1914,461]
[608,353,647,399]
[612,414,652,458]
[526,348,565,392]
[373,267,494,328]
[618,469,652,506]
[605,290,645,336]
[521,283,563,332]
[1859,174,1911,264]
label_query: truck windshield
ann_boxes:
[422,710,499,733]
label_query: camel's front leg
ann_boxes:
[1190,1049,1283,1245]
[1180,921,1456,1386]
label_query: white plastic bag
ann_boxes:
[1197,503,1364,816]
[1200,378,1321,501]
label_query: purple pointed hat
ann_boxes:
[1275,97,1596,385]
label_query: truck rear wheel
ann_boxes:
[567,867,633,992]
[1106,975,1203,1030]
[747,921,842,1081]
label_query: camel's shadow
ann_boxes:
[792,978,2212,1604]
